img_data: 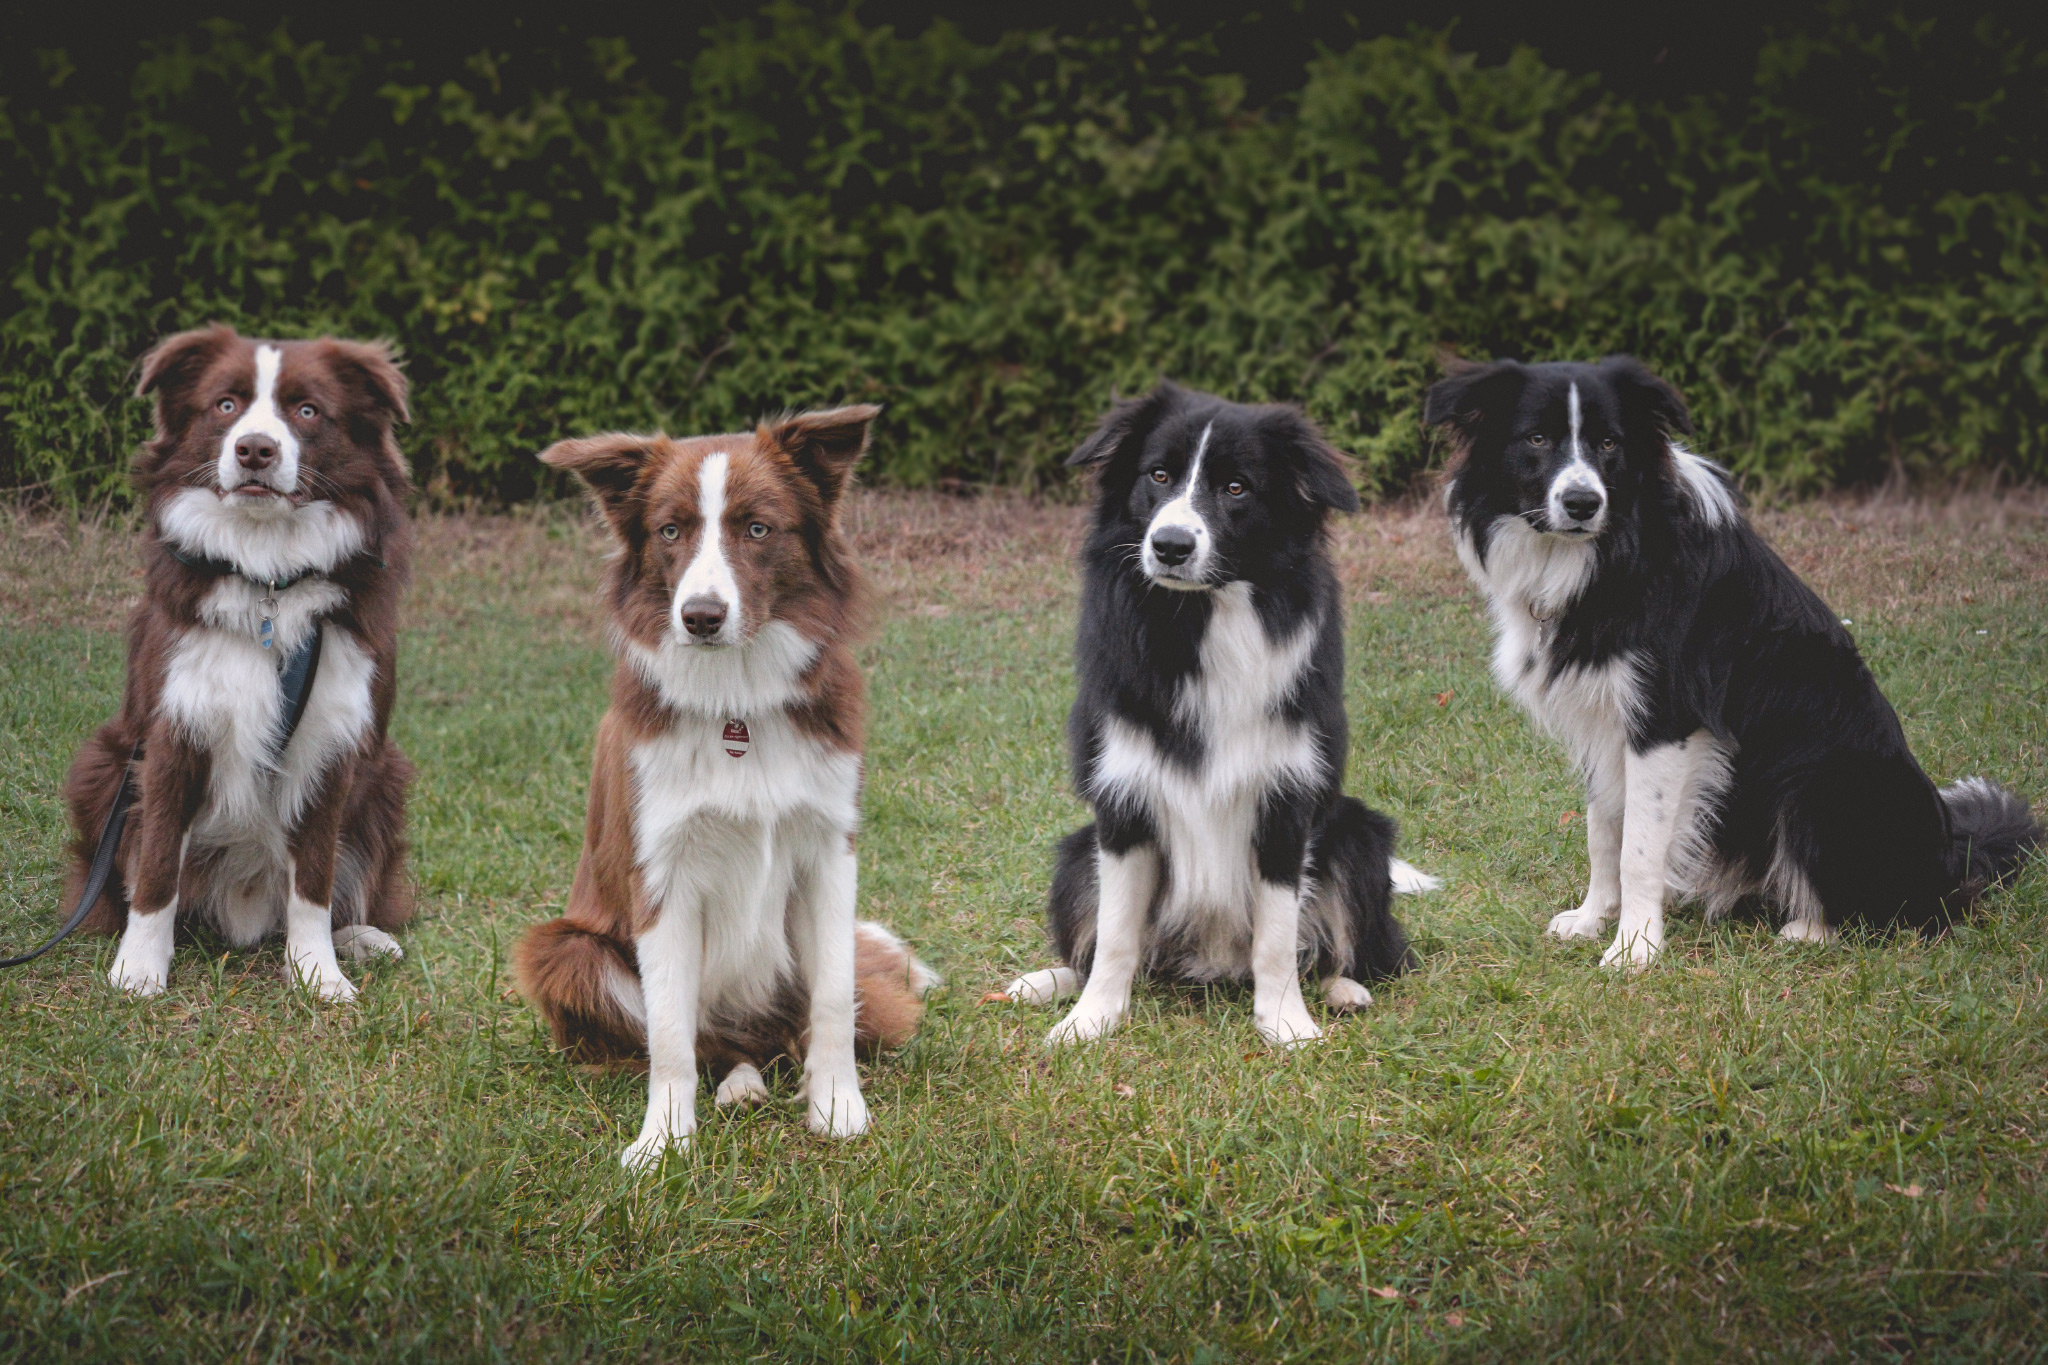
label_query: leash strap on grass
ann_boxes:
[0,617,327,972]
[0,741,144,969]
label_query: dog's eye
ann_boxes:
[217,398,237,414]
[1150,469,1170,484]
[1600,437,1616,451]
[659,524,680,542]
[747,522,769,540]
[1225,480,1246,497]
[1529,433,1547,446]
[297,403,319,420]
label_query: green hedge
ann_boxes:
[4,5,2046,504]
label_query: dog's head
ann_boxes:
[1425,356,1693,544]
[136,325,410,516]
[542,407,875,651]
[1068,382,1358,592]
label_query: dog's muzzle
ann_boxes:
[1545,472,1607,536]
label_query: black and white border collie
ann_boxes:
[1005,383,1434,1047]
[1428,355,2041,968]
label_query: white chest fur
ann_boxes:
[1093,582,1322,972]
[159,580,378,942]
[628,698,861,1022]
[1455,515,1641,776]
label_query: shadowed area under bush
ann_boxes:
[5,3,2048,504]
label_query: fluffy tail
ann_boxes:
[1943,778,2043,906]
[513,918,648,1066]
[1308,796,1419,983]
[512,916,937,1068]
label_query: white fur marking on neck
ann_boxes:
[623,620,821,720]
[159,486,366,584]
[1668,442,1739,527]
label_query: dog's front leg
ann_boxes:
[109,734,208,996]
[624,892,703,1169]
[284,759,362,1003]
[794,843,867,1139]
[1251,881,1321,1047]
[1047,839,1158,1046]
[1549,742,1624,940]
[1601,740,1696,970]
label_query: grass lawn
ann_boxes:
[2,491,2045,1362]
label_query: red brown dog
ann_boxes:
[65,325,416,1000]
[514,408,934,1168]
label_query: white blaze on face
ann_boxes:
[672,451,742,644]
[218,344,302,495]
[1546,380,1608,535]
[1141,421,1215,588]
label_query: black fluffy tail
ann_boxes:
[1308,797,1417,983]
[1943,778,2043,905]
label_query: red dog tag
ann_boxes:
[722,719,751,758]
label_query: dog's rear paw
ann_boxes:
[332,924,404,962]
[715,1063,770,1108]
[1323,977,1374,1011]
[1777,915,1836,944]
[1546,905,1613,940]
[1006,966,1080,1007]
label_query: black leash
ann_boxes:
[1,582,329,970]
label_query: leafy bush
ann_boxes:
[3,4,2045,504]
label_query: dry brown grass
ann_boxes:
[6,487,2044,635]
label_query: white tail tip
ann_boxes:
[1390,858,1442,895]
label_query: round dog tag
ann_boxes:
[721,719,751,758]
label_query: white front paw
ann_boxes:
[1547,904,1614,940]
[289,960,359,1003]
[1046,1001,1123,1046]
[108,952,169,998]
[804,1075,869,1139]
[1599,928,1662,971]
[1255,1005,1324,1049]
[1006,966,1079,1007]
[332,924,404,961]
[621,1127,691,1171]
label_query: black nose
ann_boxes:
[1150,526,1197,567]
[1561,490,1604,522]
[235,433,279,471]
[681,595,728,638]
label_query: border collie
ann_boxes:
[1427,355,2041,967]
[1004,382,1434,1047]
[514,408,936,1168]
[64,325,416,1000]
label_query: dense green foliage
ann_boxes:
[4,5,2047,503]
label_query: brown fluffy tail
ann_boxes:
[512,918,648,1066]
[514,916,937,1068]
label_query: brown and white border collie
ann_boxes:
[514,408,935,1169]
[65,325,416,1000]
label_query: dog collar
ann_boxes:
[163,543,381,651]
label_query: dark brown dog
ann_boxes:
[66,325,415,1000]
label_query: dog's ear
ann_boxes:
[762,404,878,511]
[540,433,659,532]
[1067,382,1182,470]
[1423,360,1527,437]
[1262,407,1360,513]
[312,338,411,426]
[1600,355,1694,440]
[136,325,241,432]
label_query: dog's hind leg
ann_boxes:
[714,1062,770,1108]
